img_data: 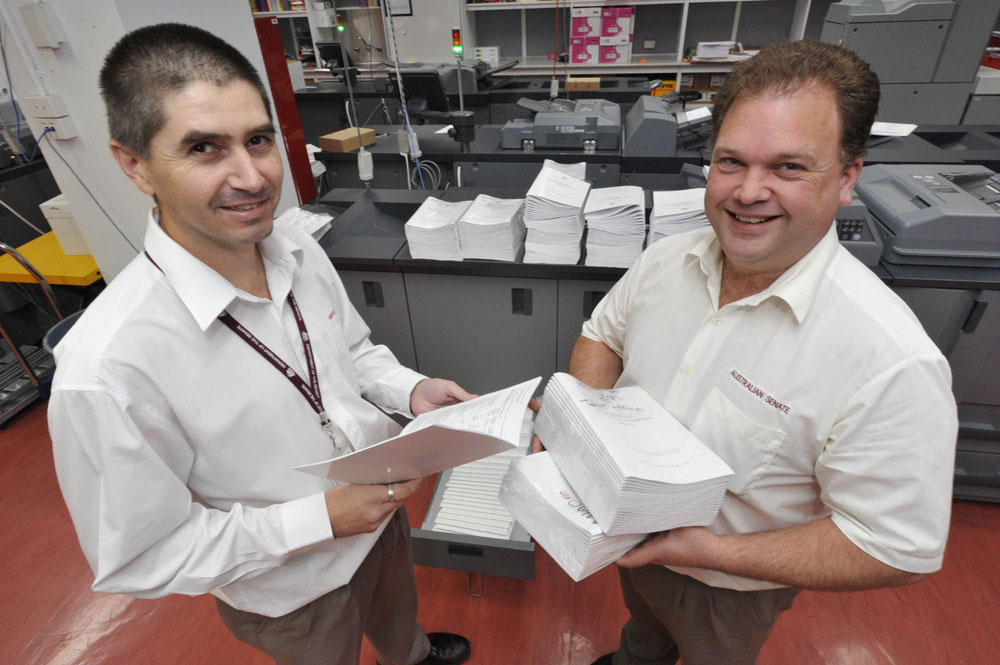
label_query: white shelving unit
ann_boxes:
[464,0,813,77]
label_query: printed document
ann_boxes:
[296,377,541,483]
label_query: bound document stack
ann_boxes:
[499,452,645,581]
[523,166,592,264]
[648,189,709,246]
[457,195,526,262]
[533,373,733,536]
[404,197,472,261]
[584,186,647,268]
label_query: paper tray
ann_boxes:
[411,469,535,580]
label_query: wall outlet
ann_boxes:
[39,115,77,140]
[643,40,655,49]
[24,94,69,119]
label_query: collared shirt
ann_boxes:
[582,225,957,591]
[49,211,425,617]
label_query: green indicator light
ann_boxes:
[453,45,463,54]
[337,25,345,32]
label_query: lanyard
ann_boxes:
[144,251,348,449]
[216,292,330,427]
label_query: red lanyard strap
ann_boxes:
[145,251,331,427]
[216,292,329,425]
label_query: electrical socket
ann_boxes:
[39,116,77,140]
[24,94,69,119]
[643,40,656,49]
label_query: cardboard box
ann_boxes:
[320,127,376,153]
[599,44,632,64]
[709,73,728,89]
[651,80,678,96]
[566,77,601,91]
[39,194,90,256]
[571,8,601,37]
[571,36,600,64]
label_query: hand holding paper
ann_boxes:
[297,377,541,484]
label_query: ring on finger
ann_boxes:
[387,483,395,501]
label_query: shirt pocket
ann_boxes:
[691,386,787,495]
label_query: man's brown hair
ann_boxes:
[711,40,880,166]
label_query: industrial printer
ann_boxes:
[500,98,622,152]
[854,163,1000,501]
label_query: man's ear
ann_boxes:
[109,140,156,196]
[839,157,864,207]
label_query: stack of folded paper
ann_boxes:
[404,197,472,261]
[584,185,647,268]
[648,188,709,246]
[457,195,526,262]
[523,166,592,265]
[499,451,645,581]
[533,373,733,536]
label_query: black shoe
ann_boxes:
[418,633,471,665]
[590,654,614,665]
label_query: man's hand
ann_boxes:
[410,378,476,416]
[324,478,422,538]
[616,527,718,569]
[528,397,546,454]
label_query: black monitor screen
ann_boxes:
[314,41,352,70]
[398,70,450,113]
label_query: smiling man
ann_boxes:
[565,42,958,665]
[48,23,471,665]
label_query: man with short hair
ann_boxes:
[49,23,471,665]
[568,41,957,665]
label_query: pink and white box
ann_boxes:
[571,8,601,37]
[599,43,632,64]
[600,7,635,45]
[572,36,601,64]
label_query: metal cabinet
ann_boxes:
[404,272,557,394]
[556,278,618,373]
[337,269,417,369]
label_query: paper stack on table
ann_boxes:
[648,189,709,246]
[533,373,733,536]
[541,159,587,180]
[523,166,592,265]
[584,186,647,268]
[500,451,646,581]
[429,408,534,540]
[404,198,472,261]
[457,195,526,262]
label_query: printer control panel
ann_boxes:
[836,201,884,267]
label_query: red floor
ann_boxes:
[2,399,998,665]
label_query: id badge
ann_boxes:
[320,415,355,455]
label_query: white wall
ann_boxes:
[0,0,298,280]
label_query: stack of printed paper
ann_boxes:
[541,159,586,180]
[523,166,592,264]
[500,452,645,581]
[648,188,709,246]
[404,197,472,261]
[428,408,534,540]
[584,186,647,268]
[534,373,733,536]
[457,195,526,262]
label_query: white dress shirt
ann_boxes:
[49,212,426,617]
[582,225,957,591]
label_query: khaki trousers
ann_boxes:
[216,509,430,665]
[612,564,800,665]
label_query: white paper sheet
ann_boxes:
[295,377,541,483]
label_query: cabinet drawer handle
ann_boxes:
[961,297,987,334]
[447,544,484,558]
[362,281,385,308]
[512,288,533,316]
[583,290,606,318]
